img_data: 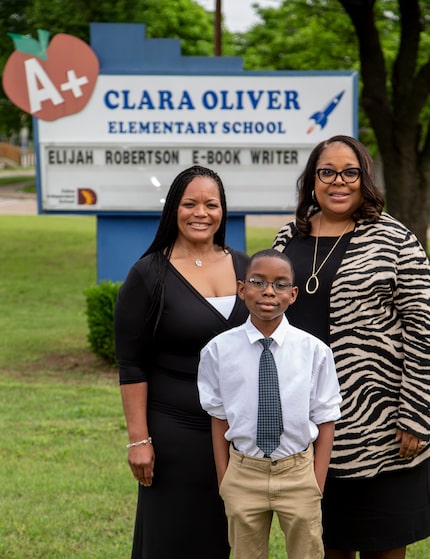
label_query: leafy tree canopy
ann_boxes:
[237,0,430,248]
[25,0,219,55]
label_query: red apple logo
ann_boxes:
[2,29,99,121]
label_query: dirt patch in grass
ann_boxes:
[8,348,118,384]
[44,349,116,374]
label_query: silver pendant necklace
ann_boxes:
[305,217,352,295]
[182,245,214,267]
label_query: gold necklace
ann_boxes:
[305,218,352,295]
[181,245,214,267]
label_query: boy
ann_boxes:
[198,249,341,559]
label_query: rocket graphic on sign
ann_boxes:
[307,90,345,134]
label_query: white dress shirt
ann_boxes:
[198,315,341,459]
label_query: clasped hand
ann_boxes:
[396,428,427,459]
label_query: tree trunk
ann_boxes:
[383,154,430,250]
[339,0,430,253]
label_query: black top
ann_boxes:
[283,232,353,344]
[115,248,250,384]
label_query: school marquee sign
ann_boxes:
[3,24,357,215]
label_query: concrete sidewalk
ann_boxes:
[0,178,38,215]
[0,171,39,215]
[0,198,37,215]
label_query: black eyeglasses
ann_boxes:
[247,278,293,293]
[316,168,362,184]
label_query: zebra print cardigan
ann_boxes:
[273,212,430,478]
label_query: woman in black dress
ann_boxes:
[115,165,249,558]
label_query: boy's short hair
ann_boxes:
[246,249,295,283]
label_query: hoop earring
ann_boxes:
[312,190,316,200]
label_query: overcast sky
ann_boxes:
[195,0,281,32]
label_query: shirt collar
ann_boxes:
[244,315,290,347]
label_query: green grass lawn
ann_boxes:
[0,214,428,558]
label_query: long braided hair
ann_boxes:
[142,165,228,334]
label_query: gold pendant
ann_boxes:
[305,274,319,294]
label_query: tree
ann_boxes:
[238,1,359,72]
[24,0,217,55]
[0,0,33,139]
[339,0,430,249]
[240,0,430,249]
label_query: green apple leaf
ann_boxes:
[7,29,50,60]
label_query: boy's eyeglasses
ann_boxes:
[247,278,293,293]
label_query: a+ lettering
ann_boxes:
[60,70,89,98]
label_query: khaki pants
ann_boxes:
[219,444,323,559]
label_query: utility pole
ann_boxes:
[215,0,222,56]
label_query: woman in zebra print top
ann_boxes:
[273,135,430,559]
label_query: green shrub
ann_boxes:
[84,281,122,364]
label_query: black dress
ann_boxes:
[115,249,249,559]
